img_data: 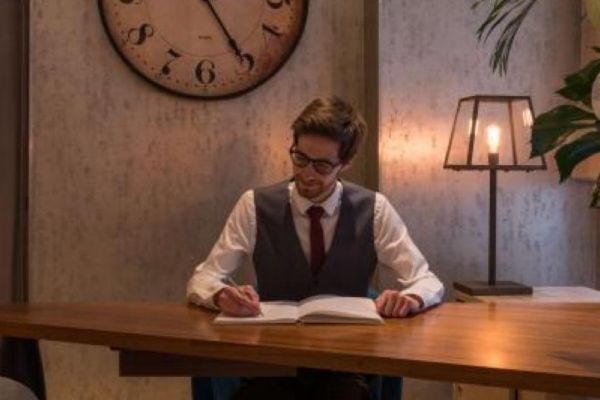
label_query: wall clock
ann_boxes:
[98,0,308,99]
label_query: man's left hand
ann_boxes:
[375,290,423,318]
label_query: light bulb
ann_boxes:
[486,124,501,154]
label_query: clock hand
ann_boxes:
[202,0,244,62]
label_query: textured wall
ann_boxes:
[380,0,595,290]
[379,1,595,398]
[29,1,364,399]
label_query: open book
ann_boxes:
[214,295,383,325]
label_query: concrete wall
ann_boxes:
[380,0,595,294]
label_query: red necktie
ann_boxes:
[307,206,325,273]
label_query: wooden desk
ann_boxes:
[453,286,600,400]
[0,302,599,396]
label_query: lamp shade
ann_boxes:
[444,95,546,172]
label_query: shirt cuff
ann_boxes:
[187,281,228,310]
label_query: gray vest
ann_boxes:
[253,180,377,301]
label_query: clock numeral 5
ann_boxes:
[119,0,143,4]
[237,53,255,74]
[196,60,216,84]
[266,0,291,9]
[125,23,154,46]
[160,49,182,76]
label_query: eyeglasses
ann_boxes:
[289,146,342,175]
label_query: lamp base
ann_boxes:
[453,280,533,296]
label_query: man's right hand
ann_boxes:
[213,285,261,317]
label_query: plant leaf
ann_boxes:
[556,58,600,107]
[555,131,600,182]
[476,0,524,42]
[473,0,538,75]
[530,105,597,156]
[590,173,600,208]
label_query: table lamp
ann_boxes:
[444,95,546,296]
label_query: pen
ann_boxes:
[224,276,264,316]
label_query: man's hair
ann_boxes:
[291,97,367,164]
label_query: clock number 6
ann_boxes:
[266,0,291,9]
[196,60,216,84]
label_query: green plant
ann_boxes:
[473,0,538,76]
[530,55,600,207]
[474,0,600,207]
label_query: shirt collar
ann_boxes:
[290,180,343,217]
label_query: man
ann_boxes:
[187,97,444,399]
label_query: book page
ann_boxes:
[297,295,383,324]
[213,301,299,324]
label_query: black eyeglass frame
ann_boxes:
[288,146,343,175]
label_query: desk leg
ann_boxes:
[455,384,527,400]
[0,337,46,400]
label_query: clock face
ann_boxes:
[98,0,308,99]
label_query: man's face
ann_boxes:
[291,134,349,202]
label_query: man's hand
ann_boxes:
[214,285,261,317]
[375,290,423,318]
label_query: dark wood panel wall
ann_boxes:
[364,0,378,191]
[0,0,28,303]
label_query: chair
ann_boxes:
[192,375,402,400]
[191,289,403,400]
[0,377,39,400]
[0,337,45,400]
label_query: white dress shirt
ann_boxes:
[187,181,444,309]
